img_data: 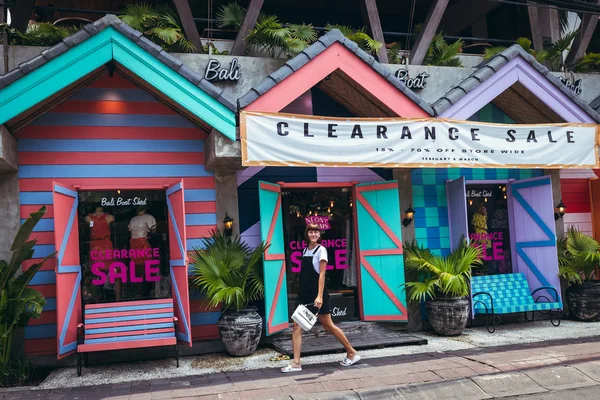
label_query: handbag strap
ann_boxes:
[303,303,320,316]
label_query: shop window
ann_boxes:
[466,184,513,275]
[78,190,171,304]
[281,188,359,321]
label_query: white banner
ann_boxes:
[240,111,599,169]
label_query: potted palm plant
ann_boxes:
[402,239,482,336]
[190,230,268,356]
[558,227,600,321]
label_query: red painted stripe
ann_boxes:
[19,152,205,165]
[357,182,398,192]
[279,182,354,189]
[364,315,408,321]
[86,317,174,330]
[264,192,285,261]
[85,298,172,309]
[78,337,176,353]
[25,338,55,356]
[88,73,138,89]
[23,258,56,271]
[29,311,57,325]
[16,126,207,140]
[85,327,175,340]
[186,225,217,239]
[360,255,408,316]
[29,285,56,298]
[52,100,178,115]
[86,318,173,330]
[86,308,174,320]
[185,202,216,214]
[269,322,290,333]
[267,260,287,333]
[21,205,54,218]
[260,182,281,192]
[30,232,54,245]
[356,190,403,250]
[191,324,220,340]
[362,249,403,256]
[19,177,214,191]
[189,300,221,313]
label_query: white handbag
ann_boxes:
[291,303,319,331]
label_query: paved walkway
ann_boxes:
[2,335,600,400]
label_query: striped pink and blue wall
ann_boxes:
[20,72,219,356]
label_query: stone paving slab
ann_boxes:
[470,372,548,398]
[272,333,427,357]
[573,361,600,382]
[523,365,597,391]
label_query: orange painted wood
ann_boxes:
[186,225,217,238]
[21,205,54,218]
[85,327,175,340]
[29,310,57,325]
[191,324,220,340]
[85,298,173,309]
[244,43,429,118]
[19,177,215,192]
[23,258,56,271]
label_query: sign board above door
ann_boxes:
[240,111,599,169]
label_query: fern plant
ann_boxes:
[573,53,600,72]
[119,3,196,53]
[483,37,548,63]
[0,22,76,46]
[325,24,382,56]
[402,239,483,302]
[557,227,600,284]
[190,230,268,313]
[424,32,463,67]
[387,42,405,64]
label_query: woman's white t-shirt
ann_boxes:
[303,246,328,273]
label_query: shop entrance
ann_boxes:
[281,187,359,322]
[465,184,513,275]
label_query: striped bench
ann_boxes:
[76,299,179,376]
[471,273,562,333]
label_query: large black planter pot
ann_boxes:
[218,307,263,356]
[426,297,470,336]
[566,281,600,322]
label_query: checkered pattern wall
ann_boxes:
[411,104,544,256]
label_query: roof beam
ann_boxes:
[527,2,545,52]
[230,0,264,56]
[410,0,449,65]
[172,0,203,53]
[11,0,35,33]
[359,0,388,63]
[565,1,600,66]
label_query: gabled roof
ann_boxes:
[0,14,237,139]
[238,29,434,116]
[432,44,600,122]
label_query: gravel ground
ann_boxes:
[36,320,600,389]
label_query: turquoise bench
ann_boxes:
[471,273,562,333]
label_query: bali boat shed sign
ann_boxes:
[240,111,599,168]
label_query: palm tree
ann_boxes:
[189,230,268,312]
[402,239,483,302]
[119,3,196,53]
[558,227,599,284]
[484,37,548,63]
[324,24,382,56]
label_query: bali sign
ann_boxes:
[240,111,599,168]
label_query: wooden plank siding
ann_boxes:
[19,72,219,355]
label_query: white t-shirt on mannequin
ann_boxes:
[303,246,328,273]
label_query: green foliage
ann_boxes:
[401,239,483,302]
[119,3,196,53]
[190,230,269,313]
[217,2,317,58]
[424,32,463,67]
[387,42,405,64]
[573,52,600,73]
[548,29,579,71]
[0,22,76,46]
[0,358,32,387]
[325,24,382,56]
[557,227,600,284]
[0,207,52,377]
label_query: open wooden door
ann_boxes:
[446,177,469,250]
[508,176,560,295]
[355,181,407,321]
[258,181,289,335]
[166,181,192,346]
[53,182,82,358]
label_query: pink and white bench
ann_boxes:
[76,298,179,376]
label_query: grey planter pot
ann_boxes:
[566,281,600,322]
[218,307,262,356]
[426,297,470,336]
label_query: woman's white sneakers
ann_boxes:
[340,354,361,367]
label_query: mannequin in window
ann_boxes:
[85,206,114,264]
[128,206,157,299]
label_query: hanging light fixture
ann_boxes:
[554,200,566,220]
[402,205,415,227]
[469,199,473,206]
[330,200,334,208]
[223,213,234,237]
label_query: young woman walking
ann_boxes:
[281,223,360,373]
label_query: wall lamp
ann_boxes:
[403,205,415,227]
[223,213,234,236]
[554,201,566,221]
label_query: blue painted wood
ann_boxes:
[25,324,56,339]
[20,192,54,205]
[22,218,54,231]
[85,303,173,314]
[30,271,56,285]
[70,87,158,102]
[84,332,175,344]
[190,311,222,325]
[185,214,217,226]
[184,189,216,202]
[19,139,204,152]
[86,322,174,334]
[18,165,213,178]
[85,313,175,324]
[30,113,195,128]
